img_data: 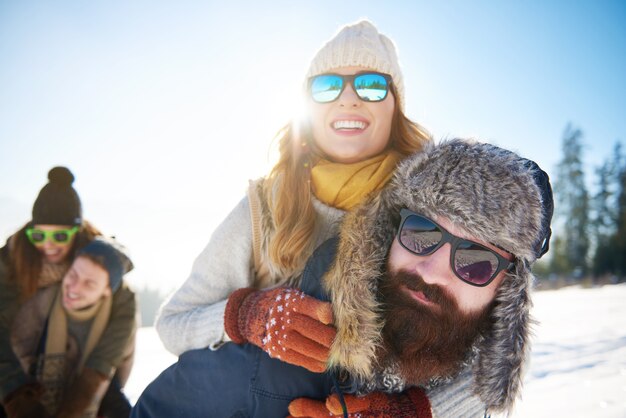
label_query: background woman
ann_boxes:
[0,167,135,418]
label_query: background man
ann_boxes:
[3,238,137,418]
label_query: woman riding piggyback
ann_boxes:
[155,19,431,357]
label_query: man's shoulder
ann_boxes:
[111,281,136,308]
[310,237,340,267]
[117,281,135,295]
[300,237,339,301]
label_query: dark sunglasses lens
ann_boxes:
[30,231,46,243]
[354,73,388,101]
[454,242,499,285]
[311,75,343,103]
[400,215,442,255]
[53,231,70,242]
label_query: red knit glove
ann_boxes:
[287,388,432,418]
[3,383,52,418]
[224,287,336,373]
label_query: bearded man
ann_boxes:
[133,139,553,418]
[289,138,553,417]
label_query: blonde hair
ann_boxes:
[263,87,431,274]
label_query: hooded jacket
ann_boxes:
[324,139,553,414]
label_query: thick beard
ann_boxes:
[377,269,495,386]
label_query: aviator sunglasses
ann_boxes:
[397,209,515,287]
[309,72,392,103]
[26,226,79,245]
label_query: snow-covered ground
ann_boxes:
[505,283,626,417]
[125,284,626,417]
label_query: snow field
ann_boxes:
[126,284,626,417]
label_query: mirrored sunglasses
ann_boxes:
[309,72,392,103]
[26,226,79,245]
[397,209,515,287]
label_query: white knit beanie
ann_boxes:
[305,20,405,110]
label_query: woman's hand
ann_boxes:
[224,287,335,372]
[287,388,432,418]
[3,383,52,418]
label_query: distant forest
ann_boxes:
[136,286,165,327]
[533,123,625,287]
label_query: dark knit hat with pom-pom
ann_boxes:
[32,166,82,226]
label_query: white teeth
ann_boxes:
[333,120,366,130]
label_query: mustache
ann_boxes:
[381,269,458,310]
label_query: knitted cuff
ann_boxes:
[224,288,256,344]
[407,387,432,418]
[3,383,44,404]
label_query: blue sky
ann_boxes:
[1,1,625,291]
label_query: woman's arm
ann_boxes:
[0,257,32,400]
[287,369,486,418]
[155,197,254,355]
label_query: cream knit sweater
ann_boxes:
[155,194,344,355]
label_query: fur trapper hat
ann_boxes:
[324,139,553,413]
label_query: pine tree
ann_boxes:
[615,145,626,277]
[548,236,570,276]
[592,161,615,276]
[554,124,590,277]
[592,142,622,277]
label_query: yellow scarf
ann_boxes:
[311,151,402,210]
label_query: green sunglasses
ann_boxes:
[26,226,79,245]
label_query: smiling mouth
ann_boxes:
[64,290,80,303]
[402,285,439,309]
[332,120,368,130]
